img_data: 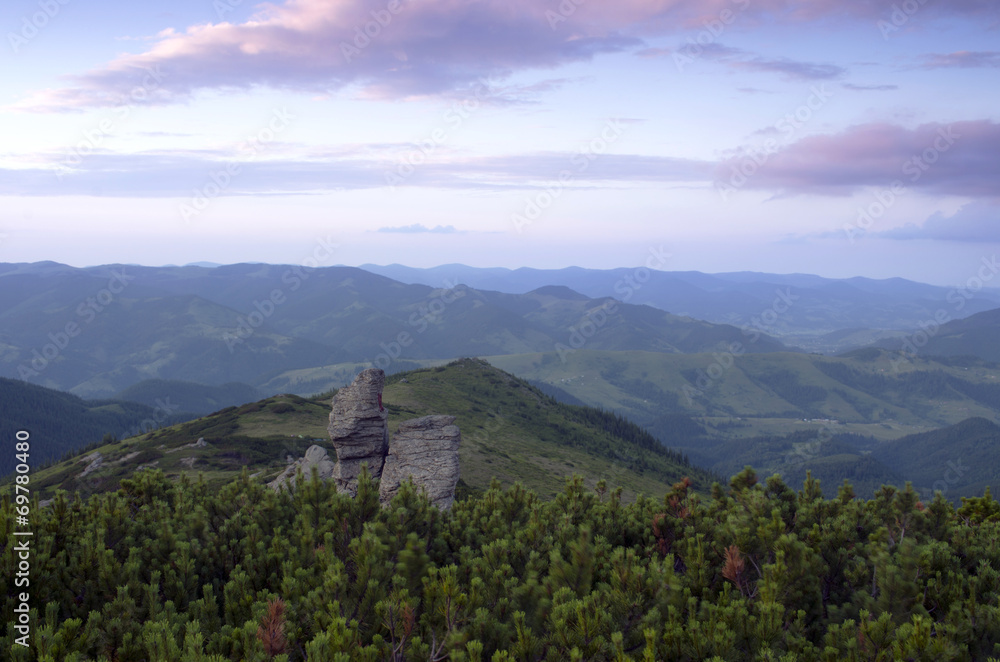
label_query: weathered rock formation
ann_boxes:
[328,368,389,496]
[380,415,461,510]
[268,444,336,491]
[271,368,461,508]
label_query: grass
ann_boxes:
[485,349,1000,441]
[13,359,713,502]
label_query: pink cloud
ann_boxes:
[716,120,1000,198]
[14,0,999,111]
[919,51,1000,69]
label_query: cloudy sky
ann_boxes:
[1,0,997,284]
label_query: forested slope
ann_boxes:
[0,378,194,476]
[3,469,999,660]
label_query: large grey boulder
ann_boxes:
[380,415,461,510]
[272,368,461,508]
[328,368,389,496]
[268,444,335,491]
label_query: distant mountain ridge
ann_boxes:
[0,261,788,397]
[361,263,1000,351]
[873,306,1000,363]
[112,379,263,415]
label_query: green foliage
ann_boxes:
[3,468,1000,661]
[957,487,1000,525]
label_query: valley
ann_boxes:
[3,261,1000,504]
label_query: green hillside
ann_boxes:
[483,349,1000,502]
[10,359,716,502]
[872,417,1000,501]
[876,306,1000,363]
[664,426,899,500]
[487,348,1000,441]
[0,377,196,476]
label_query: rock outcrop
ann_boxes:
[380,415,461,510]
[268,444,336,491]
[328,368,389,496]
[79,452,103,478]
[271,368,460,508]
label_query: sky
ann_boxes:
[0,0,998,285]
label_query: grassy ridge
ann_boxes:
[9,359,716,502]
[381,358,715,499]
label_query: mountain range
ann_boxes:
[2,260,999,505]
[362,262,1000,352]
[0,261,787,398]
